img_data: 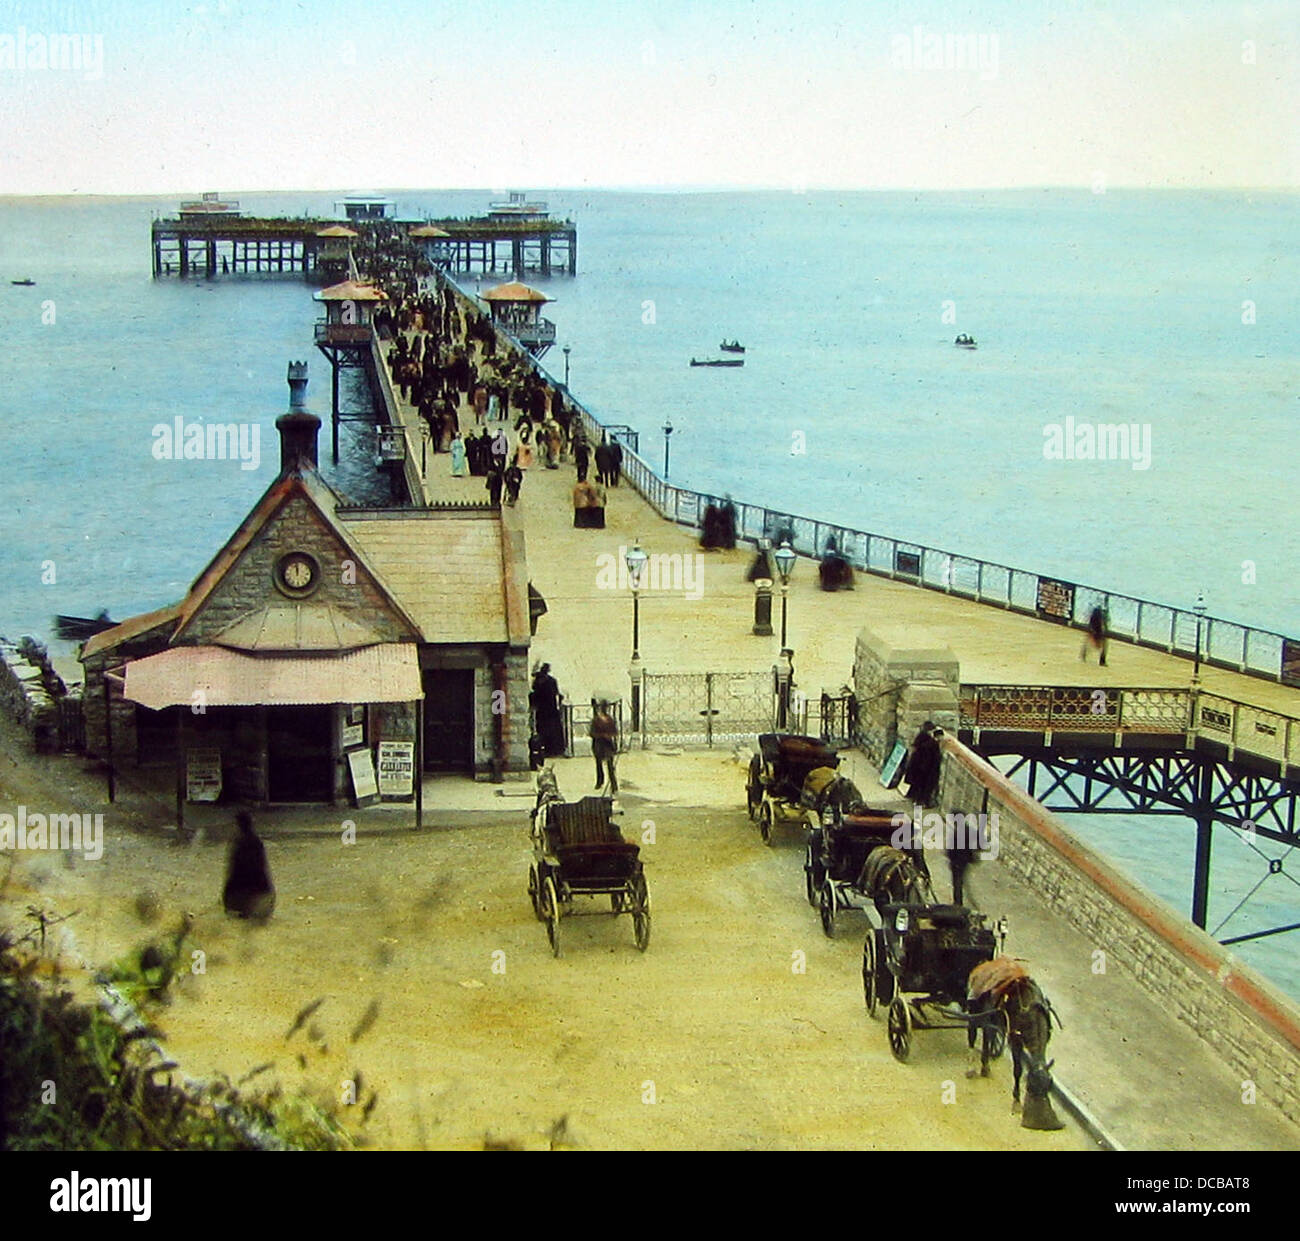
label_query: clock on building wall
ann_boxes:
[275,552,320,598]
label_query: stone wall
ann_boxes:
[939,735,1300,1125]
[181,493,415,646]
[852,626,959,765]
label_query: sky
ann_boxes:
[0,0,1297,194]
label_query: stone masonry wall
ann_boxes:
[939,736,1300,1126]
[181,493,415,646]
[853,626,959,765]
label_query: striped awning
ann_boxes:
[123,645,422,710]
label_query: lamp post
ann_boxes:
[1192,592,1207,687]
[773,541,796,649]
[563,345,571,387]
[662,420,674,477]
[626,542,649,731]
[772,541,796,727]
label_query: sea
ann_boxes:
[1,187,1297,996]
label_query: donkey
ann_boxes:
[966,957,1063,1125]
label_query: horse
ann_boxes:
[966,957,1065,1128]
[859,845,933,910]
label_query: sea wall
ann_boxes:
[939,735,1300,1125]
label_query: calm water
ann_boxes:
[0,188,1296,995]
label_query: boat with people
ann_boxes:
[690,357,744,367]
[11,278,35,286]
[720,340,745,353]
[955,334,977,349]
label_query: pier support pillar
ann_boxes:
[1191,758,1214,929]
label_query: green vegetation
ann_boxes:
[0,919,349,1151]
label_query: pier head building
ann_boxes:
[80,366,531,806]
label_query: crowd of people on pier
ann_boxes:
[359,226,628,519]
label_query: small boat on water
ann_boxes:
[955,334,977,349]
[690,357,744,368]
[719,340,745,353]
[11,278,35,286]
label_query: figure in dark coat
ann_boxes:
[903,722,942,809]
[530,664,566,758]
[223,811,275,922]
[593,442,614,486]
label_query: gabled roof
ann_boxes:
[315,225,359,238]
[169,469,422,648]
[408,224,450,237]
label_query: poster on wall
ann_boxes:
[377,741,415,797]
[347,747,378,805]
[186,748,222,802]
[880,739,908,789]
[1036,576,1075,623]
[342,705,365,749]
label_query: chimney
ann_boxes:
[276,360,320,474]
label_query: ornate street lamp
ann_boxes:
[1192,592,1207,687]
[626,542,649,733]
[626,542,649,659]
[662,420,674,477]
[773,541,796,649]
[563,345,571,387]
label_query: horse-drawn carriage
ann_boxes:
[806,807,933,937]
[746,733,851,844]
[528,775,650,958]
[865,901,1008,1063]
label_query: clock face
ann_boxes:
[276,552,319,597]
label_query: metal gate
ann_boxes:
[640,671,775,747]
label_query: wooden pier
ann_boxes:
[153,214,577,280]
[426,217,577,277]
[151,216,336,278]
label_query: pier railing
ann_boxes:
[426,264,1300,691]
[565,405,1296,687]
[960,684,1300,771]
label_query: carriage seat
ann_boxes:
[543,796,622,848]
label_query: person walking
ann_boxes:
[574,438,591,483]
[1081,605,1109,665]
[223,810,275,922]
[450,432,467,477]
[504,463,523,505]
[590,700,619,793]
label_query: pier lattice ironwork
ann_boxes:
[960,683,1300,945]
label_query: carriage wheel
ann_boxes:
[746,758,763,820]
[542,876,562,958]
[528,863,543,920]
[985,1006,1009,1061]
[632,873,651,952]
[804,834,823,906]
[874,932,896,1008]
[758,800,774,846]
[888,997,913,1062]
[862,935,877,1016]
[819,880,836,939]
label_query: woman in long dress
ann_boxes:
[515,425,535,471]
[450,433,467,477]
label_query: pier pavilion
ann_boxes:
[480,281,557,358]
[79,365,532,816]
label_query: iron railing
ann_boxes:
[557,402,1297,688]
[960,684,1300,771]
